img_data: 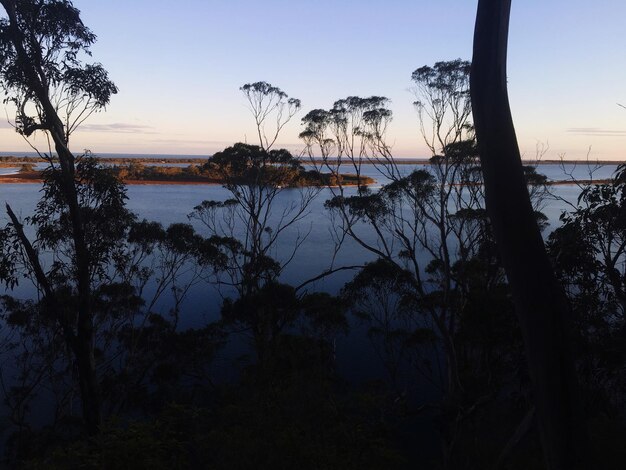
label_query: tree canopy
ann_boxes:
[0,0,117,145]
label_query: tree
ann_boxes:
[549,165,626,320]
[470,0,589,467]
[412,59,472,156]
[193,143,316,301]
[300,68,487,400]
[299,76,472,467]
[0,192,224,456]
[301,95,393,186]
[240,81,301,152]
[548,164,626,413]
[191,82,326,364]
[341,259,437,393]
[0,0,117,434]
[0,158,128,442]
[301,61,552,466]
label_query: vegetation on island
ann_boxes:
[110,146,373,186]
[0,1,623,469]
[2,154,617,186]
[0,153,375,186]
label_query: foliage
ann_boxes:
[114,163,208,182]
[549,165,626,325]
[300,61,552,467]
[0,156,228,446]
[411,59,472,155]
[23,354,406,470]
[0,0,117,144]
[33,157,132,277]
[240,81,300,151]
[186,83,325,372]
[301,95,392,188]
[202,142,304,187]
[0,0,121,434]
[547,164,626,411]
[18,162,35,172]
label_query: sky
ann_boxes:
[1,0,626,160]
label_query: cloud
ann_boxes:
[77,122,157,134]
[150,138,235,146]
[566,127,626,137]
[0,121,157,134]
[149,138,303,151]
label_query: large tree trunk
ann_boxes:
[470,1,588,468]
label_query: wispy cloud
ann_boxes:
[150,138,235,146]
[150,138,303,149]
[78,122,157,134]
[0,121,157,134]
[566,127,626,137]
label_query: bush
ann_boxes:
[19,163,36,172]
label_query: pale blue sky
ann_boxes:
[1,0,625,159]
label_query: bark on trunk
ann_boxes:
[470,1,588,468]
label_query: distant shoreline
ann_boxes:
[0,172,223,185]
[0,171,615,187]
[0,156,207,167]
[0,156,624,167]
[349,158,626,166]
[0,155,622,187]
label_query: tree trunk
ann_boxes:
[72,333,101,434]
[470,1,588,468]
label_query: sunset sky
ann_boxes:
[1,0,625,160]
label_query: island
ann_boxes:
[0,154,375,187]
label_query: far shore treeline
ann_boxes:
[0,154,619,186]
[0,152,375,186]
[1,154,625,166]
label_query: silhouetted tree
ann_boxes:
[0,158,224,456]
[412,59,472,155]
[192,83,329,365]
[301,61,551,466]
[470,1,588,468]
[548,164,626,413]
[240,81,301,151]
[300,70,484,401]
[0,0,119,434]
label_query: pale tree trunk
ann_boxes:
[470,0,588,468]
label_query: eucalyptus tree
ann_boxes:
[0,144,214,445]
[241,81,301,152]
[0,3,219,434]
[412,59,473,155]
[193,143,315,299]
[299,61,556,465]
[0,0,121,433]
[549,165,626,319]
[299,65,492,401]
[548,164,626,413]
[191,83,326,364]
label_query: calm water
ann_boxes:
[0,163,621,311]
[0,162,621,386]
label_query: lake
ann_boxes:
[0,162,622,385]
[0,162,621,317]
